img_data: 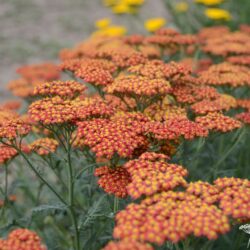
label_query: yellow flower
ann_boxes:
[93,25,127,37]
[174,2,189,13]
[144,18,166,32]
[195,0,224,6]
[205,8,231,21]
[112,3,133,14]
[95,18,111,29]
[123,0,144,6]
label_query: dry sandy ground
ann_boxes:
[0,0,168,101]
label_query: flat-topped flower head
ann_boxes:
[146,117,208,140]
[237,99,250,111]
[124,153,188,198]
[103,240,154,250]
[28,96,78,125]
[114,190,230,244]
[236,112,250,125]
[202,32,250,57]
[75,117,148,159]
[7,78,40,99]
[227,55,250,67]
[214,178,250,220]
[6,228,46,250]
[33,80,86,98]
[0,145,17,164]
[172,84,219,104]
[95,166,131,198]
[0,117,31,140]
[16,62,60,81]
[198,63,250,87]
[191,94,237,114]
[105,74,171,96]
[196,112,242,132]
[29,138,59,156]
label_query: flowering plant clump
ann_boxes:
[1,23,250,250]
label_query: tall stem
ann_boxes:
[4,163,8,205]
[66,134,80,250]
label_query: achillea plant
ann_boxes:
[1,25,250,250]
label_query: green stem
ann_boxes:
[212,128,245,179]
[66,135,80,250]
[113,196,119,213]
[4,163,8,205]
[16,148,67,206]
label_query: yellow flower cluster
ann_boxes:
[94,18,127,37]
[102,0,144,14]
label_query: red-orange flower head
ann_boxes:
[105,75,171,97]
[75,116,148,159]
[198,63,250,87]
[191,94,237,114]
[236,112,250,125]
[95,166,131,198]
[29,138,59,156]
[124,152,188,199]
[196,112,242,132]
[33,80,86,98]
[214,177,250,220]
[28,96,78,125]
[114,190,230,244]
[16,62,60,81]
[145,117,208,141]
[0,117,31,140]
[0,145,17,164]
[103,240,154,250]
[5,228,46,250]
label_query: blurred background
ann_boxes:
[1,0,249,100]
[0,0,166,100]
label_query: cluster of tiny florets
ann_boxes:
[95,166,131,198]
[196,112,242,132]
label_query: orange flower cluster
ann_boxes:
[236,112,250,125]
[191,94,237,114]
[237,99,250,111]
[29,96,114,125]
[172,84,219,104]
[0,101,21,111]
[28,97,78,125]
[33,80,86,98]
[227,55,250,67]
[202,31,250,57]
[127,61,190,81]
[103,240,154,250]
[95,166,131,198]
[215,178,250,220]
[145,117,208,140]
[7,78,40,98]
[106,75,171,96]
[124,153,188,199]
[198,62,250,87]
[144,101,187,122]
[8,63,60,99]
[0,117,31,140]
[76,117,147,159]
[113,174,250,245]
[114,191,230,244]
[16,62,60,81]
[0,145,17,163]
[0,228,46,250]
[196,112,242,132]
[29,138,59,155]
